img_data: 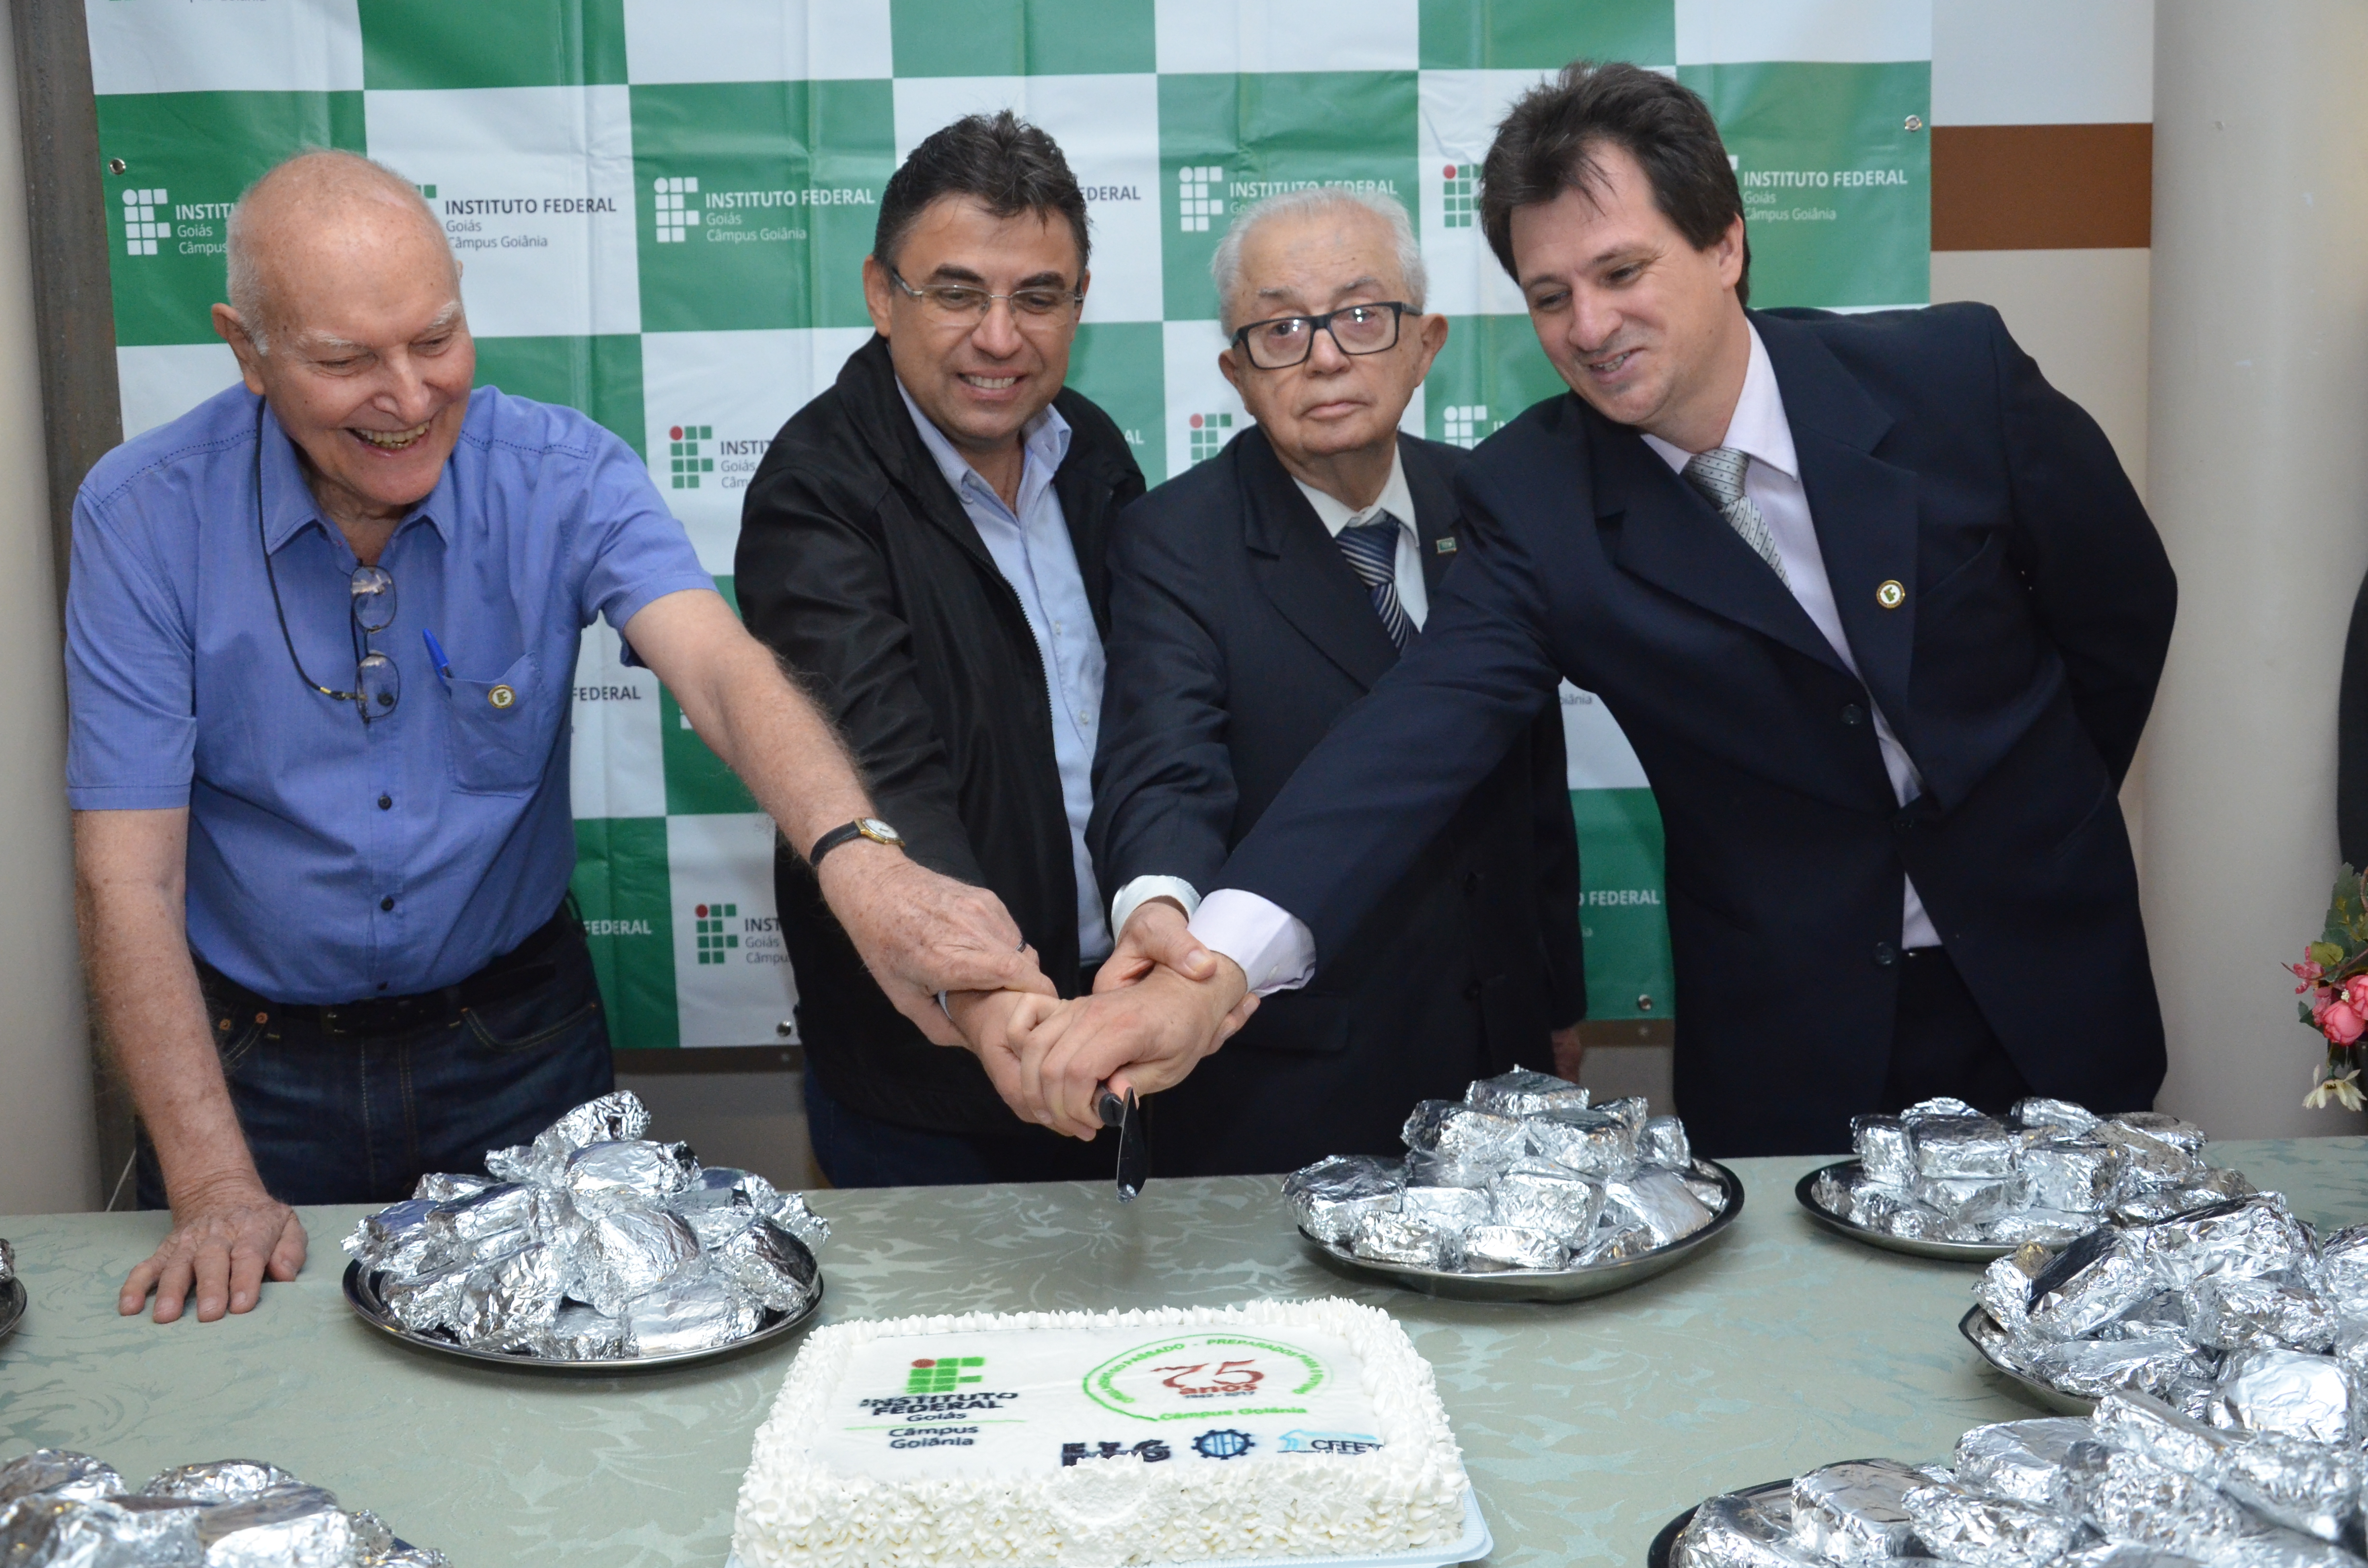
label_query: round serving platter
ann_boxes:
[0,1276,25,1346]
[1956,1303,2097,1416]
[342,1260,822,1372]
[1645,1476,1795,1568]
[1298,1159,1744,1303]
[1793,1160,2020,1262]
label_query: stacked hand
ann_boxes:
[945,900,1257,1136]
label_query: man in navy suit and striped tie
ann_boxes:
[1080,186,1586,1176]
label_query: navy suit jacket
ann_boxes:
[1091,428,1585,1175]
[1214,305,2177,1156]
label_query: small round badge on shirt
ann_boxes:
[489,684,516,709]
[1875,579,1906,610]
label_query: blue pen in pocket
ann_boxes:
[423,629,454,694]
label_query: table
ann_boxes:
[5,1139,2366,1567]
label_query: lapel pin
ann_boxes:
[489,684,517,709]
[1875,580,1906,610]
[1434,537,1457,554]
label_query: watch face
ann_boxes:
[856,818,900,843]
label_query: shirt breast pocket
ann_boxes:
[445,651,550,796]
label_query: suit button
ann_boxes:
[1893,811,1915,832]
[1840,703,1866,727]
[1873,941,1899,967]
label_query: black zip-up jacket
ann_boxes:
[734,333,1147,1135]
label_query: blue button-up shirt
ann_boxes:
[896,382,1110,960]
[66,382,715,1004]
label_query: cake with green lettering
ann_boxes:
[730,1298,1468,1567]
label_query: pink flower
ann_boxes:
[2343,975,2368,1013]
[2323,999,2367,1045]
[2292,956,2328,993]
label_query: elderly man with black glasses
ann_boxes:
[68,148,1050,1326]
[732,111,1224,1186]
[1031,186,1588,1174]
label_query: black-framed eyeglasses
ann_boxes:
[886,266,1084,328]
[252,404,403,723]
[1230,301,1410,369]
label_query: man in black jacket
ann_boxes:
[1089,188,1585,1175]
[735,112,1160,1183]
[1021,63,2176,1157]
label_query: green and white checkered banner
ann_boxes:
[87,0,1931,1047]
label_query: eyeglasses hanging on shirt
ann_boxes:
[252,402,403,722]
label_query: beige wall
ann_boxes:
[0,2,99,1216]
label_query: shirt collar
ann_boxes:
[895,377,1072,508]
[1290,441,1418,539]
[255,393,459,556]
[1639,321,1799,482]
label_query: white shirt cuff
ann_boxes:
[1110,875,1202,941]
[1189,888,1317,995]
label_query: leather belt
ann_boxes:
[196,906,578,1041]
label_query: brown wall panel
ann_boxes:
[1932,122,2153,250]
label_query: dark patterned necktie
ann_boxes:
[1681,446,1789,585]
[1336,514,1412,649]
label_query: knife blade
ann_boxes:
[1096,1084,1147,1203]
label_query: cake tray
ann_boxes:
[342,1260,822,1372]
[1957,1303,2097,1416]
[723,1482,1491,1568]
[1645,1476,1820,1568]
[0,1275,24,1346]
[1793,1160,2023,1262]
[1297,1159,1744,1303]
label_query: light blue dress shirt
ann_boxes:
[895,381,1111,961]
[65,382,715,1004]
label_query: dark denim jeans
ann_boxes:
[802,1066,1112,1188]
[136,929,614,1209]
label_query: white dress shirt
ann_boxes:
[1190,324,1938,996]
[1106,445,1426,943]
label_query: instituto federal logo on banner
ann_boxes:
[120,189,233,260]
[691,900,738,965]
[1187,411,1233,464]
[1440,164,1478,229]
[667,423,713,490]
[1177,166,1225,234]
[653,177,700,242]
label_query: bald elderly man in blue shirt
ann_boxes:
[68,149,1047,1326]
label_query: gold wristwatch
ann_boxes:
[808,816,905,867]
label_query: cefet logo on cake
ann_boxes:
[1084,1332,1326,1423]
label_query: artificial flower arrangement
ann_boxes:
[2289,864,2368,1110]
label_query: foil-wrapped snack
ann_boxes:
[1465,1066,1591,1117]
[1350,1211,1459,1270]
[1401,1100,1529,1176]
[1822,1098,2243,1248]
[1284,1154,1405,1244]
[1903,1478,2086,1566]
[345,1090,825,1360]
[1527,1106,1638,1176]
[1790,1458,1926,1560]
[2211,1348,2355,1445]
[2026,1226,2163,1340]
[1674,1488,1823,1568]
[1462,1225,1565,1272]
[1292,1069,1718,1275]
[1952,1418,2107,1511]
[0,1449,449,1567]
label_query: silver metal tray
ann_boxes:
[342,1260,821,1372]
[0,1275,24,1345]
[1646,1476,1795,1568]
[726,1482,1492,1568]
[1298,1159,1744,1303]
[1958,1303,2097,1416]
[1794,1160,2019,1262]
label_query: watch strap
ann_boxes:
[809,819,890,868]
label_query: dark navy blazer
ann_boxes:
[1215,304,2177,1156]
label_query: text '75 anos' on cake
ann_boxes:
[729,1298,1472,1568]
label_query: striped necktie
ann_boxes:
[1337,515,1413,649]
[1681,447,1789,586]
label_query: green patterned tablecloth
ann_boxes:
[5,1139,2366,1566]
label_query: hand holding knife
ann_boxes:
[1096,1082,1147,1203]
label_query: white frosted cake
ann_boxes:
[730,1298,1468,1568]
